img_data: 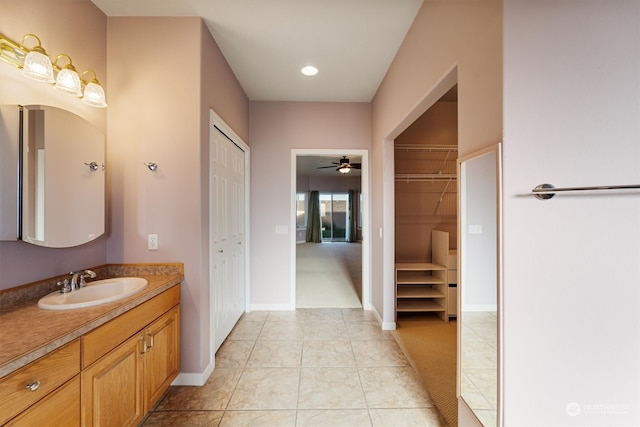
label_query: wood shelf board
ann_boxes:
[397,300,446,312]
[395,262,446,271]
[397,286,445,298]
[396,274,446,285]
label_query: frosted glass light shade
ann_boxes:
[54,67,82,96]
[82,82,107,108]
[22,50,55,83]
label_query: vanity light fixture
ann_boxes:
[53,54,82,97]
[81,70,107,108]
[301,65,318,76]
[20,34,54,83]
[0,32,107,108]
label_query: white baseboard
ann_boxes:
[171,361,214,386]
[369,305,396,330]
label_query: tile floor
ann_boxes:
[142,308,447,426]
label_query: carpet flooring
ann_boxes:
[296,242,362,308]
[393,315,458,427]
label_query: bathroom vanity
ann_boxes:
[0,264,183,426]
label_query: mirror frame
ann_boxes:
[456,142,503,426]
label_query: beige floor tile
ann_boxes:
[227,367,300,410]
[227,320,264,341]
[301,320,348,340]
[247,340,303,367]
[369,408,446,427]
[346,321,394,340]
[341,308,378,323]
[219,410,296,426]
[297,308,343,322]
[259,321,305,340]
[156,368,241,411]
[298,367,367,409]
[359,367,433,408]
[239,311,270,322]
[267,311,304,322]
[350,339,409,367]
[215,340,254,369]
[296,409,372,427]
[142,410,223,426]
[301,340,356,367]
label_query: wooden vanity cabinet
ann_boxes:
[80,285,180,427]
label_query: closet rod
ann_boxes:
[395,173,457,182]
[394,144,458,152]
[532,183,640,200]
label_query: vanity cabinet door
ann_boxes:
[81,333,144,427]
[143,305,180,412]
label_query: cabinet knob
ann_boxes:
[25,381,41,392]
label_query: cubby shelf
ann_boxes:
[395,262,448,321]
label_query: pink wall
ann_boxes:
[249,101,370,307]
[371,0,502,323]
[0,0,107,290]
[106,17,249,375]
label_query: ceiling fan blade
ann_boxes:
[351,163,361,169]
[316,165,336,169]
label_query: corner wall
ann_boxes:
[106,17,249,377]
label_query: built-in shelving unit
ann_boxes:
[395,262,448,321]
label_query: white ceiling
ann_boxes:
[90,0,423,102]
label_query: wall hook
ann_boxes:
[144,162,158,171]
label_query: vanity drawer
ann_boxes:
[4,375,80,426]
[82,284,180,368]
[0,339,80,425]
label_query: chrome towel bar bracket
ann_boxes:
[532,183,640,200]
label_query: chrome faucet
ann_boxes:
[68,269,97,291]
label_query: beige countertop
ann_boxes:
[0,274,182,379]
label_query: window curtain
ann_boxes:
[347,190,357,242]
[306,190,321,243]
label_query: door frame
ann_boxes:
[209,109,250,359]
[291,148,371,310]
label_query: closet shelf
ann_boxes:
[395,173,456,182]
[397,300,446,312]
[395,144,458,152]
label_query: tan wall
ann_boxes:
[0,0,108,289]
[371,0,502,321]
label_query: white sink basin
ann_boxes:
[38,277,148,310]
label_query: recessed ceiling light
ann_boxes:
[301,65,318,76]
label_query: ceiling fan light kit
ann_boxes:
[317,156,361,174]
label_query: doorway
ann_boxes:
[291,149,371,310]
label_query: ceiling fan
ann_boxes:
[316,156,361,174]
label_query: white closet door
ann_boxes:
[211,125,245,353]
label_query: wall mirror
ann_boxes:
[0,104,105,248]
[457,143,502,426]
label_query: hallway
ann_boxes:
[143,308,447,426]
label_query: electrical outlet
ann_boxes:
[148,234,158,250]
